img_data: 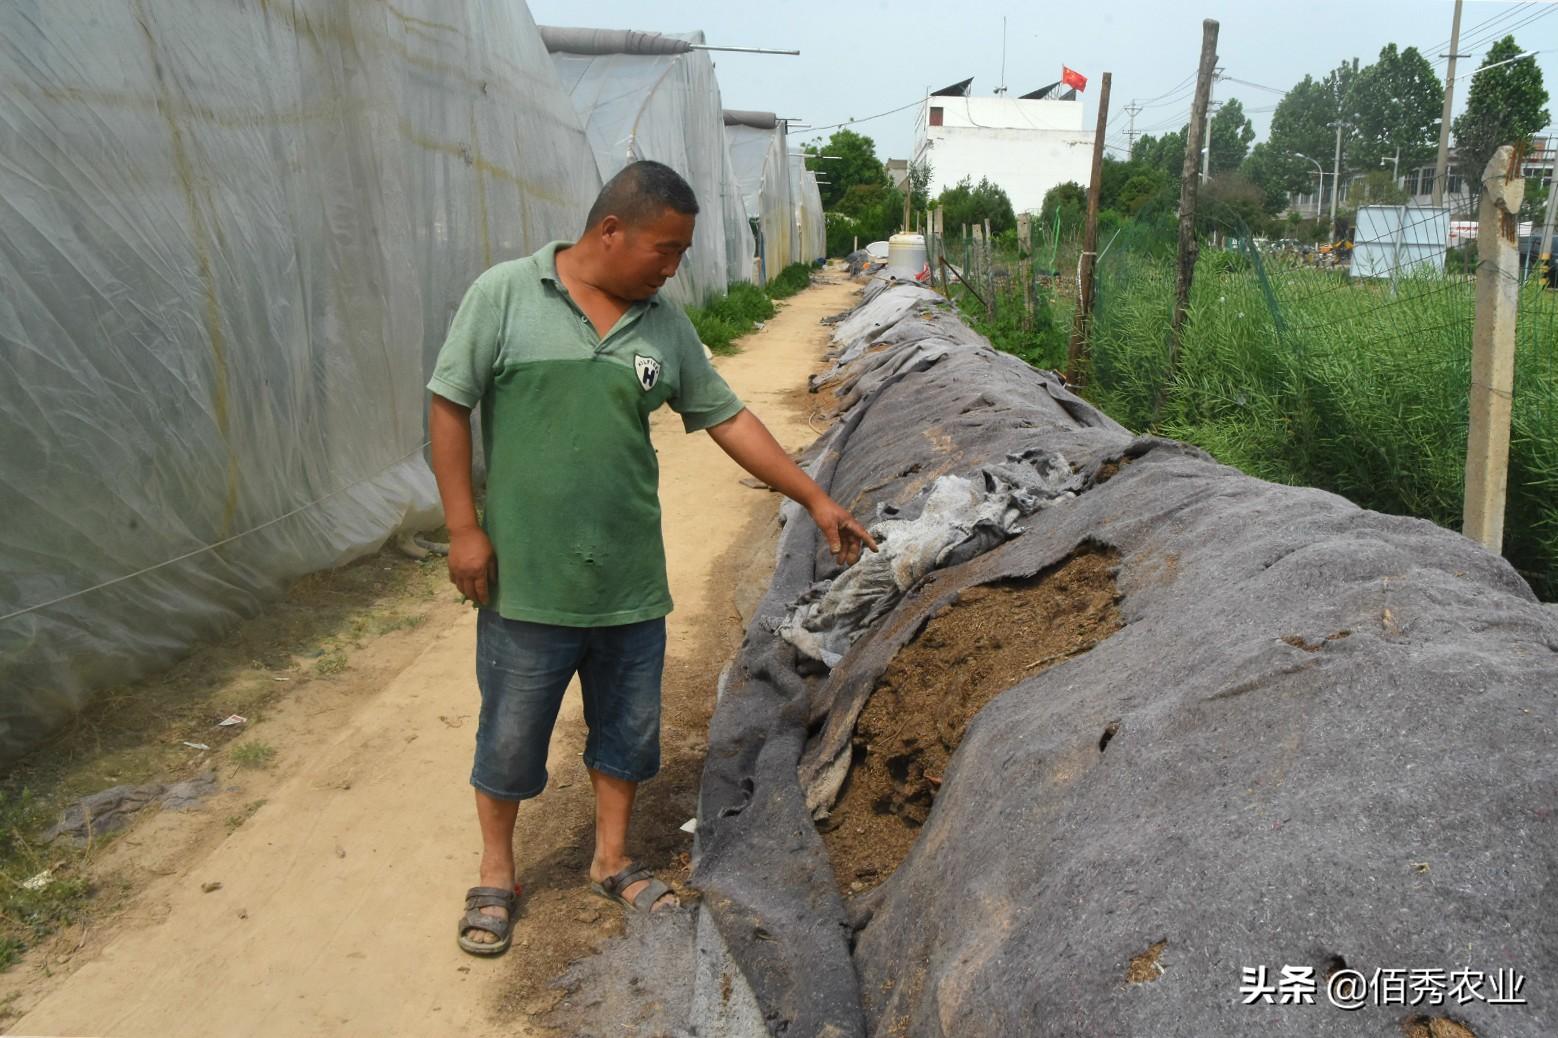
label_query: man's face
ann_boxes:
[598,208,696,301]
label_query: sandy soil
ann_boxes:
[4,271,860,1038]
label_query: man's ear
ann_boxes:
[598,214,624,248]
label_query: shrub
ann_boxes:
[687,280,783,355]
[766,263,813,299]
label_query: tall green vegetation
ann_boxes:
[765,262,814,299]
[685,281,776,354]
[942,192,1558,598]
[1078,236,1558,600]
[684,265,814,353]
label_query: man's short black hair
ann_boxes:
[584,160,699,231]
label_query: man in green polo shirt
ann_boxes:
[429,160,875,954]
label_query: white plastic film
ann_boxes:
[725,118,796,283]
[0,0,600,763]
[547,30,757,305]
[790,153,826,264]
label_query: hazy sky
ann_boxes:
[527,0,1557,163]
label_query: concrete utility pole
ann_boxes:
[1463,145,1524,550]
[1201,73,1222,182]
[1432,0,1465,208]
[1163,18,1219,414]
[1068,71,1112,384]
[1329,119,1349,232]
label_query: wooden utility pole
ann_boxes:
[1018,211,1034,328]
[1162,20,1219,412]
[983,218,995,319]
[1463,145,1524,551]
[1432,0,1464,209]
[933,208,945,291]
[1067,70,1111,383]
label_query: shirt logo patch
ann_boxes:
[634,354,662,392]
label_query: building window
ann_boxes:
[929,106,943,127]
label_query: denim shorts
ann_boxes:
[471,609,666,801]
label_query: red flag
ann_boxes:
[1062,66,1087,92]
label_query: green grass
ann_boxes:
[686,280,779,354]
[1077,247,1558,600]
[373,612,426,635]
[937,223,1558,600]
[955,277,1072,373]
[230,742,277,770]
[0,788,96,971]
[766,262,814,300]
[313,651,348,677]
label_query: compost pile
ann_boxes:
[563,279,1558,1038]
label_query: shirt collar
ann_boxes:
[536,240,661,308]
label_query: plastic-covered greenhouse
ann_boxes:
[723,110,796,283]
[0,0,600,765]
[791,152,826,264]
[543,27,756,306]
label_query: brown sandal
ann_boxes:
[457,884,519,955]
[591,862,677,913]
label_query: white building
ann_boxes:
[912,82,1093,214]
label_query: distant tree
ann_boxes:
[1208,97,1256,175]
[909,159,933,213]
[1134,128,1187,182]
[1117,170,1174,215]
[825,211,862,257]
[1261,60,1363,194]
[1202,173,1271,235]
[1346,170,1411,209]
[1350,44,1442,173]
[937,177,1017,235]
[1452,36,1550,188]
[834,181,905,240]
[1039,180,1087,236]
[1239,142,1300,215]
[1095,155,1173,216]
[1521,175,1550,224]
[806,129,888,210]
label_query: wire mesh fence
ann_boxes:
[931,191,1558,600]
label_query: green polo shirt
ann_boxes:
[427,241,745,626]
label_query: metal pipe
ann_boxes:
[1297,153,1325,220]
[689,44,799,55]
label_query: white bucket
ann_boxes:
[886,233,929,282]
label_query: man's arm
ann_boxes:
[428,394,496,604]
[705,409,878,566]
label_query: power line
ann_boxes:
[1104,70,1197,143]
[1136,83,1198,110]
[1437,4,1555,64]
[1221,75,1288,97]
[793,97,926,138]
[1420,0,1535,57]
[1138,70,1199,104]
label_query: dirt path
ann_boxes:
[5,272,858,1038]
